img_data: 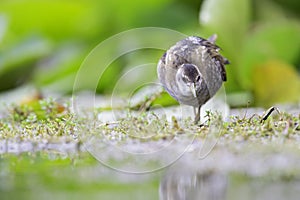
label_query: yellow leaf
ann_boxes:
[253,60,300,106]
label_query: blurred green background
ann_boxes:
[0,0,299,107]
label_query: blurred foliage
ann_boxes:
[0,0,299,107]
[253,60,300,106]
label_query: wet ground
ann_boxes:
[0,90,300,200]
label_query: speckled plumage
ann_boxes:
[157,35,229,123]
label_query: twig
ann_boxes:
[260,106,280,123]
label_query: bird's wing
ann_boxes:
[199,39,228,82]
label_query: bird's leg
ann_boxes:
[194,106,201,124]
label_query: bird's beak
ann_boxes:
[190,83,197,98]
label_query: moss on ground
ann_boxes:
[0,99,78,142]
[0,98,299,146]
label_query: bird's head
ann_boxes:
[176,63,202,98]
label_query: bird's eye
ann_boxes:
[196,75,201,82]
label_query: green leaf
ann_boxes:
[33,43,86,87]
[0,15,7,43]
[152,91,178,107]
[0,0,104,41]
[199,0,251,92]
[239,21,300,89]
[255,0,289,22]
[199,0,251,44]
[0,37,52,91]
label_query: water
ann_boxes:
[1,137,300,200]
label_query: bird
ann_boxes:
[157,34,229,123]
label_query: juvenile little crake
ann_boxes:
[157,35,229,123]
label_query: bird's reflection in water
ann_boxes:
[159,164,227,200]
